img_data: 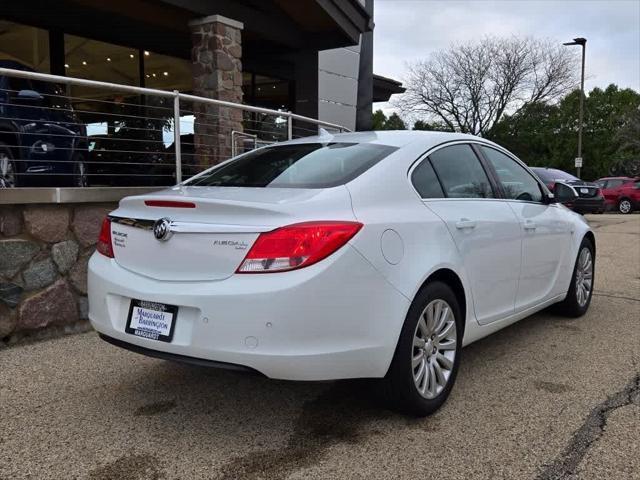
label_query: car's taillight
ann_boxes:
[236,221,363,273]
[96,217,114,258]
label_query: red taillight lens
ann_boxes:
[96,217,114,258]
[237,221,363,273]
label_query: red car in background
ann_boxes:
[595,177,640,214]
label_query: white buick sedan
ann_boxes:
[88,131,594,416]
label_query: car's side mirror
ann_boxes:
[552,182,579,203]
[15,89,44,103]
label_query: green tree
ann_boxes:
[488,84,640,179]
[384,113,406,130]
[372,109,387,130]
[413,119,453,132]
[371,110,407,130]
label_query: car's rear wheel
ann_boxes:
[381,281,462,416]
[0,142,17,188]
[618,198,632,214]
[555,237,595,317]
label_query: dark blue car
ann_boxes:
[0,61,88,188]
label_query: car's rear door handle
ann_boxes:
[523,220,537,231]
[455,218,476,230]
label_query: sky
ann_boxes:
[373,0,640,109]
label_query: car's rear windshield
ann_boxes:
[531,168,579,183]
[186,142,398,188]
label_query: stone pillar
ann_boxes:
[189,15,243,168]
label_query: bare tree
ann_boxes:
[395,37,578,136]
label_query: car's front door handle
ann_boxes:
[455,218,476,230]
[523,220,537,231]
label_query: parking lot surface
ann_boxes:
[1,214,638,480]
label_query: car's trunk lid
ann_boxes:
[108,186,354,281]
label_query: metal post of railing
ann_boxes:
[173,90,182,184]
[287,113,293,141]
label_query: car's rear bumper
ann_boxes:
[88,246,410,381]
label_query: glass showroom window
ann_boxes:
[0,20,50,73]
[143,50,192,92]
[64,34,139,103]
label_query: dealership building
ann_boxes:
[1,0,403,132]
[0,0,405,341]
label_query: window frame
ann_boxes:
[408,140,551,204]
[408,141,502,201]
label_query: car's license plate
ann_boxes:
[580,188,589,194]
[125,299,178,342]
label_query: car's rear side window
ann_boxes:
[411,159,445,198]
[428,144,494,198]
[187,142,398,188]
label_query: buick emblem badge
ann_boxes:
[153,217,172,241]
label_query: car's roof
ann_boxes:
[597,176,635,180]
[284,130,481,149]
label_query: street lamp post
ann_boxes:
[563,37,587,178]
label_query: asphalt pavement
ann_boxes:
[1,214,638,480]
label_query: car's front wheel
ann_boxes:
[618,198,632,214]
[382,281,462,416]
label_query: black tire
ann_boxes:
[0,141,18,188]
[555,237,595,317]
[380,281,462,416]
[618,198,632,214]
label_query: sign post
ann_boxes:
[575,157,583,177]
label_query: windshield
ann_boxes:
[187,142,398,188]
[531,168,579,183]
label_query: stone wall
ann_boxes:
[0,203,116,343]
[189,15,243,168]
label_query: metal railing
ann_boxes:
[0,67,349,189]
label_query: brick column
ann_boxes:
[189,15,243,168]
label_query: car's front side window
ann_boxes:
[428,144,494,198]
[481,146,543,202]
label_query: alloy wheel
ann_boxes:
[412,299,457,399]
[575,247,593,307]
[619,200,631,214]
[0,152,16,188]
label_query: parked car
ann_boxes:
[88,131,594,416]
[0,60,88,187]
[595,176,640,214]
[88,123,172,187]
[531,167,605,214]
